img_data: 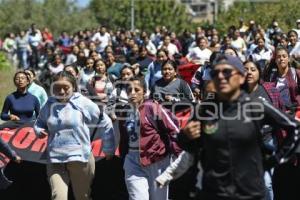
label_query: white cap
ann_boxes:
[297,19,300,23]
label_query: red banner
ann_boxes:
[0,122,119,166]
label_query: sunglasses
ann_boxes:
[210,68,239,79]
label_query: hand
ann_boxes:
[9,114,20,121]
[156,179,166,189]
[131,63,140,69]
[155,177,168,189]
[193,89,201,100]
[153,99,159,104]
[97,93,107,100]
[39,130,48,139]
[194,88,201,96]
[14,155,22,164]
[164,95,173,102]
[183,121,201,140]
[110,114,117,122]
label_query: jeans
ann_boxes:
[17,49,29,69]
[264,169,274,200]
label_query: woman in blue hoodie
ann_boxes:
[34,71,115,200]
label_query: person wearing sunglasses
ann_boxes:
[178,55,300,200]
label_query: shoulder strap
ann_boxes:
[90,111,104,142]
[116,85,122,102]
[291,67,297,82]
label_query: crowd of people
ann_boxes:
[1,18,300,200]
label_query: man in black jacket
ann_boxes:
[179,55,300,200]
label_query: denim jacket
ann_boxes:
[34,92,115,163]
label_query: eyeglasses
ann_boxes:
[210,68,239,79]
[15,76,27,81]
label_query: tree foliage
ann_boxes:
[5,0,300,39]
[216,0,300,34]
[89,0,195,33]
[0,0,98,37]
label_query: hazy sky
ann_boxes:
[77,0,90,8]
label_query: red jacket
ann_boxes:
[126,100,182,166]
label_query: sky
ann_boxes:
[76,0,91,8]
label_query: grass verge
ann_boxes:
[0,52,15,112]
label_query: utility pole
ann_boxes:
[210,0,218,25]
[131,0,135,31]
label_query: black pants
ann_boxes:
[197,190,265,200]
[273,162,300,200]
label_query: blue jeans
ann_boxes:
[17,49,29,69]
[264,169,274,200]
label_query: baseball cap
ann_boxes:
[213,55,245,75]
[297,19,300,23]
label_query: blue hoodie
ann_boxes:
[34,92,115,163]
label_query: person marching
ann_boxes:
[123,77,181,200]
[179,55,300,200]
[34,71,115,200]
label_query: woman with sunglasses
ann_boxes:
[179,55,300,200]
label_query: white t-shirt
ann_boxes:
[158,43,179,57]
[186,47,212,65]
[92,32,111,53]
[48,63,64,75]
[289,42,300,58]
[250,48,273,62]
[231,37,247,53]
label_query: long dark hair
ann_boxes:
[244,60,263,81]
[263,47,289,82]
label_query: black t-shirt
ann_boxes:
[250,85,271,103]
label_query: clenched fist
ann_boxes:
[183,121,201,140]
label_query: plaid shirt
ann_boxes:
[262,82,284,111]
[262,82,287,145]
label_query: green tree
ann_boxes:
[216,0,300,35]
[41,0,98,36]
[0,0,98,37]
[89,0,194,33]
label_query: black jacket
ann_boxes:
[179,92,300,200]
